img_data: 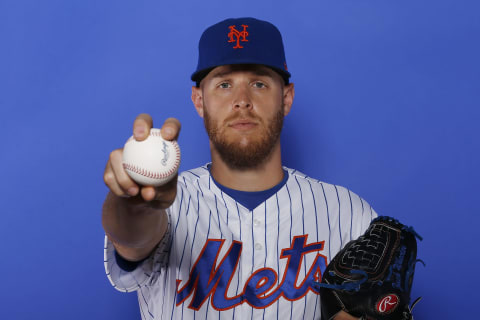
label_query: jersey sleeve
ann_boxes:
[103,220,172,293]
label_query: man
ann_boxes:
[102,17,376,319]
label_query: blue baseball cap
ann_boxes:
[191,17,291,85]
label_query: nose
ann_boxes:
[232,85,252,109]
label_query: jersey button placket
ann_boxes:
[252,210,265,270]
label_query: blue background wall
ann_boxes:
[1,0,479,318]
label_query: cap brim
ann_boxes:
[191,64,291,85]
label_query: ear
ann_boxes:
[191,86,204,118]
[282,83,295,116]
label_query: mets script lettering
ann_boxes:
[161,141,169,166]
[176,235,327,310]
[228,24,249,49]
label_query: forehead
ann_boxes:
[206,64,282,81]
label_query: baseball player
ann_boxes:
[102,17,377,320]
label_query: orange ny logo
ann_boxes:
[228,24,249,49]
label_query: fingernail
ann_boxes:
[134,126,145,139]
[163,126,173,137]
[128,187,138,196]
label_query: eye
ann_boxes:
[252,81,267,88]
[218,82,231,89]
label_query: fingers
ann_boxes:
[161,117,181,141]
[133,113,154,141]
[141,175,178,207]
[104,148,177,204]
[133,114,180,141]
[104,115,179,206]
[104,149,139,197]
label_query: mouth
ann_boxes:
[228,119,258,131]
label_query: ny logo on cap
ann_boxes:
[228,24,248,49]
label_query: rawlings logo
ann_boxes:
[176,235,327,310]
[161,141,169,166]
[376,294,399,314]
[228,24,249,49]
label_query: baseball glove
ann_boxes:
[315,216,423,320]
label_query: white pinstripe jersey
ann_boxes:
[104,164,377,319]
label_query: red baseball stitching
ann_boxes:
[123,141,180,181]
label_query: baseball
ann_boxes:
[122,128,181,186]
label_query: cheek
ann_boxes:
[252,97,283,118]
[204,108,223,131]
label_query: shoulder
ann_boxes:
[178,164,211,185]
[285,167,377,240]
[284,167,344,194]
[167,164,213,213]
[284,167,375,213]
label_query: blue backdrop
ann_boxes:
[1,0,479,319]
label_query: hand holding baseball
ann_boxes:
[104,114,181,206]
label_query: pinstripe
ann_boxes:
[348,190,353,241]
[235,201,242,300]
[264,201,268,261]
[320,183,332,261]
[235,201,242,240]
[139,286,155,319]
[197,180,204,197]
[189,190,201,270]
[251,203,254,270]
[223,192,232,316]
[190,191,202,320]
[126,269,153,317]
[307,181,319,245]
[285,183,293,319]
[203,182,215,320]
[221,191,229,226]
[210,177,222,236]
[215,195,221,234]
[173,178,190,320]
[104,165,378,319]
[160,268,169,320]
[161,187,184,319]
[275,193,280,320]
[286,184,293,242]
[250,204,255,320]
[172,229,188,310]
[294,176,307,319]
[307,179,320,320]
[174,221,190,317]
[334,185,343,248]
[176,195,190,259]
[169,290,177,320]
[261,200,267,320]
[139,299,147,320]
[185,170,200,179]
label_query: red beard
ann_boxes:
[204,107,284,169]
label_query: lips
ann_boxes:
[228,119,258,130]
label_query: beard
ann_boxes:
[204,107,284,170]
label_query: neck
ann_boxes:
[209,142,284,192]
